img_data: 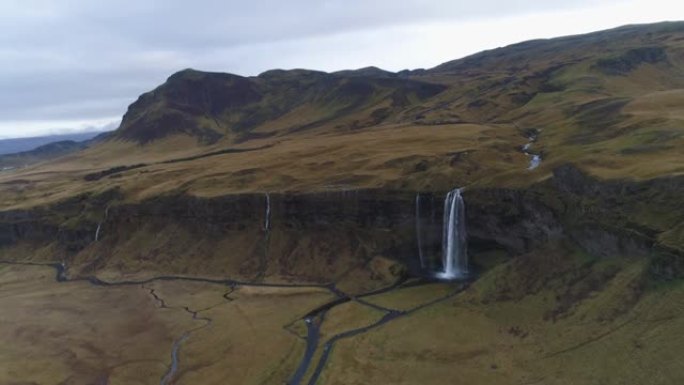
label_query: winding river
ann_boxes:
[0,260,467,385]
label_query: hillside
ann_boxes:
[1,21,684,385]
[0,22,682,211]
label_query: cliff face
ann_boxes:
[84,191,417,282]
[0,190,416,282]
[0,165,681,283]
[467,165,684,277]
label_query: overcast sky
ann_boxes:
[1,0,682,138]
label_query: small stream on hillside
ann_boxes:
[522,134,541,170]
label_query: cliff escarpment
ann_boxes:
[1,165,681,284]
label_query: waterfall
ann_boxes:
[264,193,271,231]
[94,206,109,242]
[415,190,468,279]
[94,223,102,241]
[436,188,468,279]
[416,194,426,268]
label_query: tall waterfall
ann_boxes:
[436,188,468,279]
[416,189,469,279]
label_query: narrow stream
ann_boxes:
[288,278,466,385]
[160,332,190,385]
[305,310,403,385]
[159,306,213,385]
[144,284,215,385]
[288,314,325,385]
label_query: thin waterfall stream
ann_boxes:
[256,192,272,281]
[94,205,110,242]
[264,192,271,231]
[416,193,426,268]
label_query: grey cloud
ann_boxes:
[2,0,600,50]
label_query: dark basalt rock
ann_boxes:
[0,210,58,247]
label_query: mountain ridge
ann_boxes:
[110,21,684,148]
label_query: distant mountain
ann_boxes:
[0,131,108,156]
[0,131,112,169]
